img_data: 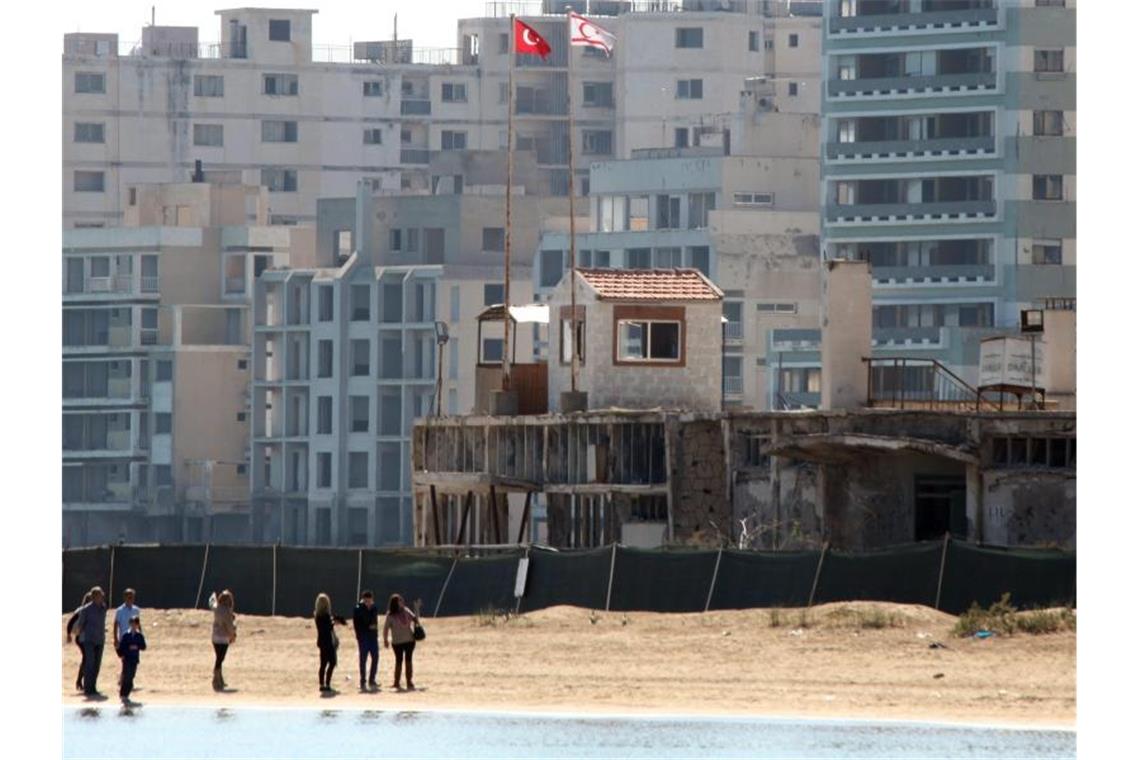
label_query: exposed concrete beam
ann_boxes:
[761,433,981,466]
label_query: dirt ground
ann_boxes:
[61,602,1074,726]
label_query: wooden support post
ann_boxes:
[356,549,363,602]
[193,544,210,609]
[271,542,278,617]
[430,485,442,546]
[704,548,723,613]
[108,544,117,605]
[490,485,502,544]
[604,542,617,612]
[433,555,459,619]
[807,540,829,608]
[517,491,533,544]
[934,531,951,612]
[455,491,473,545]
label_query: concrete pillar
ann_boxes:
[1043,308,1076,410]
[353,179,372,268]
[820,259,872,411]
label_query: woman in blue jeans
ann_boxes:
[382,593,419,691]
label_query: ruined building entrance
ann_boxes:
[914,474,967,541]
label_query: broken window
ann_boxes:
[743,434,770,469]
[630,495,668,522]
[560,318,586,365]
[617,320,681,363]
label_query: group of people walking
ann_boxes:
[66,586,422,703]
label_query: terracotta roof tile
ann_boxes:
[576,268,723,302]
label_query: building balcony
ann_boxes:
[400,98,431,116]
[400,148,432,165]
[871,264,995,286]
[825,200,996,224]
[828,72,997,99]
[723,375,744,397]
[872,326,945,348]
[828,8,998,35]
[826,136,996,161]
[776,391,821,410]
[724,321,744,344]
[771,328,822,350]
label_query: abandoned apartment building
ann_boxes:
[412,265,1076,551]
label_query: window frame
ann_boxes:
[193,74,224,97]
[268,19,291,42]
[441,82,468,102]
[262,73,299,96]
[1033,110,1064,136]
[193,123,224,147]
[1033,48,1064,73]
[675,78,704,100]
[1032,174,1064,201]
[612,306,686,366]
[674,27,704,49]
[74,122,105,144]
[74,71,106,94]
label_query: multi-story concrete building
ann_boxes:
[820,0,1076,382]
[251,182,529,545]
[63,181,314,546]
[63,2,822,228]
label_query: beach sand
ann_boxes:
[62,602,1074,726]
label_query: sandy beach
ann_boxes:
[62,602,1074,726]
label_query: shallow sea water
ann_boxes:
[63,705,1075,759]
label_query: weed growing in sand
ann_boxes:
[854,608,901,629]
[952,593,1075,637]
[475,606,530,627]
[768,609,783,627]
[797,609,816,629]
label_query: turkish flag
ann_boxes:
[514,19,551,59]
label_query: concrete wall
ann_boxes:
[547,277,724,413]
[820,260,871,410]
[981,471,1075,549]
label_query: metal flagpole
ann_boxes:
[502,14,516,392]
[566,8,580,393]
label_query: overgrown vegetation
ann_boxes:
[475,606,530,628]
[952,593,1076,637]
[764,605,904,630]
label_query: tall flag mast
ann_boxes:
[566,9,615,393]
[504,15,552,394]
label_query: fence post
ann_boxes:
[704,548,723,613]
[807,540,829,608]
[604,543,617,612]
[108,544,117,604]
[271,543,278,617]
[194,544,211,609]
[934,532,951,612]
[433,555,459,619]
[356,549,363,602]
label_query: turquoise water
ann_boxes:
[63,706,1075,759]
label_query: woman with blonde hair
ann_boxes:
[208,589,236,691]
[65,591,93,691]
[313,593,346,693]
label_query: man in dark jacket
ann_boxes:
[76,586,108,697]
[116,616,147,705]
[352,590,380,690]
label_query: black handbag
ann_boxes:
[413,621,426,641]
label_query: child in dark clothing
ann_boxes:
[117,616,147,705]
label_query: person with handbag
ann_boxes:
[208,590,237,691]
[382,593,421,691]
[313,593,346,693]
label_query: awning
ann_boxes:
[476,303,550,324]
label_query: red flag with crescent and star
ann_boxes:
[514,18,551,59]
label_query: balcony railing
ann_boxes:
[871,264,995,284]
[724,321,744,342]
[829,8,999,34]
[400,148,432,165]
[141,276,159,293]
[723,375,744,396]
[400,99,432,116]
[828,72,997,98]
[826,136,995,160]
[865,356,998,411]
[826,200,996,223]
[872,327,944,347]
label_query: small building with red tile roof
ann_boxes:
[547,267,725,412]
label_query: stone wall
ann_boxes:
[672,420,729,543]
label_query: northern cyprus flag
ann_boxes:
[568,11,616,56]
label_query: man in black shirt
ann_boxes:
[352,590,380,690]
